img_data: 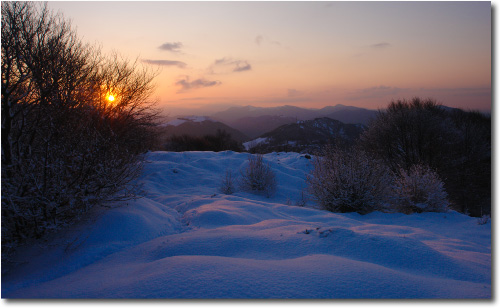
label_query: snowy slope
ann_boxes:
[243,137,269,151]
[1,151,491,298]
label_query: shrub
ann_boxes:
[392,164,449,213]
[239,154,277,198]
[219,170,236,195]
[307,145,392,214]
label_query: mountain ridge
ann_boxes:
[245,117,366,153]
[159,117,250,143]
[210,104,378,138]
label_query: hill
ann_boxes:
[2,151,490,298]
[211,104,377,138]
[245,117,366,153]
[159,116,249,143]
[211,105,318,123]
[228,115,298,139]
[324,108,379,125]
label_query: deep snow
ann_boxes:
[1,151,491,298]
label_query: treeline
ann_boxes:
[309,98,490,217]
[163,129,243,152]
[1,2,158,246]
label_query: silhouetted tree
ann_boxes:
[164,130,243,152]
[359,98,490,216]
[443,109,491,215]
[2,2,159,246]
[360,98,456,172]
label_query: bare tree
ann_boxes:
[360,98,456,172]
[1,2,159,245]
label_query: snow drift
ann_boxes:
[1,151,491,298]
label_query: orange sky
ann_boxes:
[49,1,491,114]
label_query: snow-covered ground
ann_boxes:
[1,151,491,298]
[243,137,269,151]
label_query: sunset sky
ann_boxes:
[48,1,492,114]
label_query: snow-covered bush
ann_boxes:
[307,146,393,214]
[239,154,277,198]
[392,164,449,213]
[477,215,490,225]
[219,170,236,195]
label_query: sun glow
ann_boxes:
[107,94,115,102]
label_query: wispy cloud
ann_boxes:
[142,59,186,68]
[418,87,492,98]
[255,34,281,47]
[175,76,221,92]
[346,85,406,101]
[212,57,252,73]
[287,88,303,97]
[369,42,391,49]
[255,35,263,46]
[233,62,251,72]
[358,85,402,93]
[158,42,183,53]
[353,42,392,58]
[214,58,229,65]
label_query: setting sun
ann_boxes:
[107,94,115,102]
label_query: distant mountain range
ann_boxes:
[244,117,366,153]
[226,115,298,139]
[157,104,467,153]
[159,116,249,143]
[211,104,378,138]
